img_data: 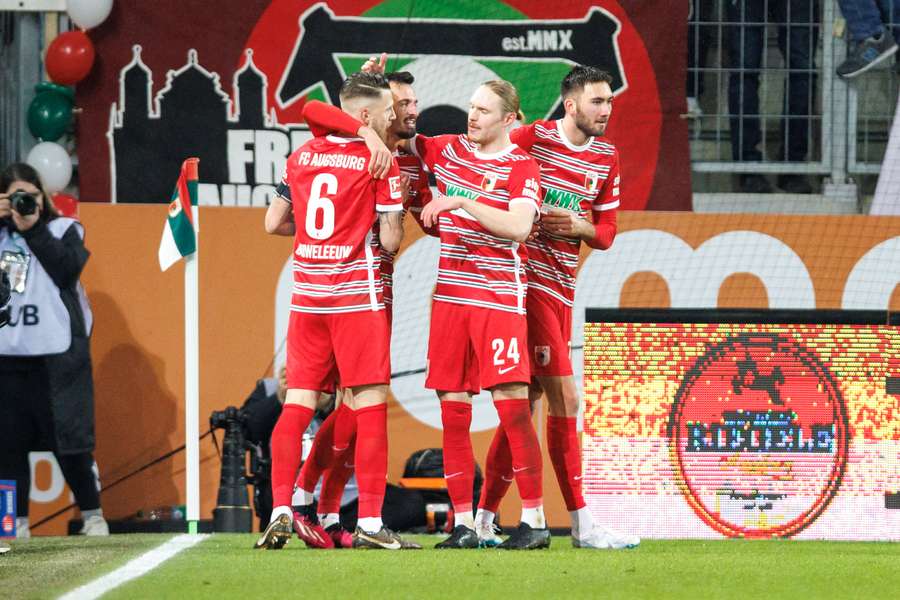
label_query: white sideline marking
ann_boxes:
[58,534,209,600]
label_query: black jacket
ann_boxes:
[16,219,95,454]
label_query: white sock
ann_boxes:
[82,508,104,520]
[521,506,545,529]
[290,486,315,507]
[455,510,475,530]
[570,507,594,538]
[474,508,496,529]
[319,513,340,529]
[357,517,383,533]
[270,505,292,522]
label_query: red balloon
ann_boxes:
[51,192,80,218]
[46,31,95,86]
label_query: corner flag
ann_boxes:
[159,158,199,271]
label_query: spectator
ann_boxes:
[0,162,108,538]
[836,0,899,78]
[687,0,716,118]
[726,0,818,193]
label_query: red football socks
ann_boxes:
[318,402,358,513]
[295,406,338,494]
[317,443,355,515]
[441,401,475,514]
[270,404,315,508]
[354,403,388,519]
[478,423,514,513]
[494,399,543,508]
[331,402,358,455]
[547,415,586,511]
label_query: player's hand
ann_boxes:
[540,208,589,239]
[359,126,393,179]
[399,174,411,208]
[526,222,540,242]
[421,195,463,228]
[362,53,388,75]
[0,195,11,220]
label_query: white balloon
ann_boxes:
[26,142,73,194]
[67,0,114,30]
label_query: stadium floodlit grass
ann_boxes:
[4,534,900,600]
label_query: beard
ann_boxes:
[392,124,416,140]
[574,108,606,138]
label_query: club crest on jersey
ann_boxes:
[585,171,600,193]
[535,345,551,367]
[481,172,499,192]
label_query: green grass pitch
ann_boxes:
[3,534,899,599]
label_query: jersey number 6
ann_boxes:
[306,173,337,239]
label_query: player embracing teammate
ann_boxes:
[474,66,640,550]
[414,80,550,550]
[294,62,640,551]
[305,75,550,549]
[256,72,419,550]
[285,69,432,549]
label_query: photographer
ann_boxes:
[0,162,107,538]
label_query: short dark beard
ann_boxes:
[574,109,604,138]
[393,127,416,140]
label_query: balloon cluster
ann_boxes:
[26,0,113,195]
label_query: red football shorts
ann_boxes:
[286,309,391,390]
[425,301,530,393]
[526,291,573,378]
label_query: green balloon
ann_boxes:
[27,91,74,142]
[35,81,75,99]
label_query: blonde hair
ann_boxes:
[482,80,525,122]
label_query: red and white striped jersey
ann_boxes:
[411,134,541,314]
[281,135,403,314]
[511,119,620,307]
[378,147,431,308]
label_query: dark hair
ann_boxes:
[339,71,390,103]
[1,162,59,223]
[386,71,415,85]
[560,65,613,98]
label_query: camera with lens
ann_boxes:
[208,405,255,532]
[209,405,246,430]
[9,189,38,216]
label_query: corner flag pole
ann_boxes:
[184,166,200,535]
[157,157,201,534]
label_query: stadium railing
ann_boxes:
[687,0,898,204]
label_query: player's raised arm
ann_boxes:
[361,52,388,75]
[302,100,393,178]
[509,121,537,152]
